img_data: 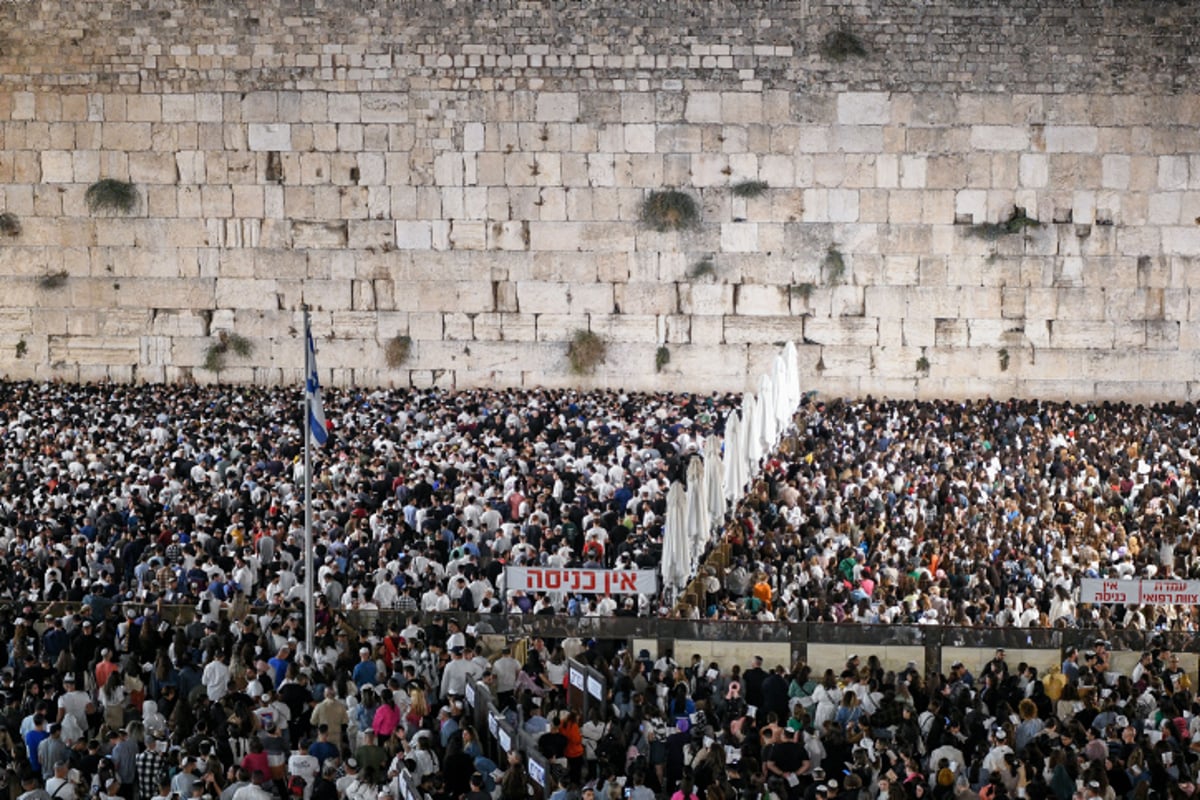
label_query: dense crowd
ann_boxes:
[2,381,1200,800]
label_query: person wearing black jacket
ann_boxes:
[743,657,768,714]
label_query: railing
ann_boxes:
[37,601,1199,675]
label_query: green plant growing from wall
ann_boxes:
[640,189,700,232]
[0,212,20,237]
[385,335,413,368]
[15,339,27,359]
[998,348,1010,372]
[655,345,671,373]
[202,331,254,372]
[731,180,769,198]
[37,270,69,290]
[916,355,930,375]
[567,329,607,375]
[85,179,140,214]
[689,256,717,280]
[821,29,867,61]
[791,282,816,302]
[823,246,847,284]
[966,207,1041,240]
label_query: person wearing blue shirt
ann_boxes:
[24,715,48,774]
[308,725,338,767]
[268,645,291,689]
[352,647,377,689]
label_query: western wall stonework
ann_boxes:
[1,0,1198,398]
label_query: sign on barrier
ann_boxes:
[1081,578,1200,605]
[505,566,656,595]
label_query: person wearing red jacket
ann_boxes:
[559,710,586,784]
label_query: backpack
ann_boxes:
[288,775,307,797]
[598,724,624,767]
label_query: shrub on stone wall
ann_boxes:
[37,270,68,290]
[0,212,20,237]
[821,29,867,61]
[731,180,769,198]
[567,329,607,375]
[385,335,413,368]
[85,179,140,215]
[655,345,671,373]
[640,189,699,232]
[202,331,253,372]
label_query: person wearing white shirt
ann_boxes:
[286,746,318,800]
[202,651,231,702]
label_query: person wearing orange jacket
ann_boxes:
[559,710,586,784]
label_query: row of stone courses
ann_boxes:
[6,90,1200,128]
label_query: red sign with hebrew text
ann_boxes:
[505,566,656,595]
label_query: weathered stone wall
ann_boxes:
[0,0,1198,398]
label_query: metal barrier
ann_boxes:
[32,602,1200,677]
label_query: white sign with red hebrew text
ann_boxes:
[505,566,656,595]
[1081,578,1200,605]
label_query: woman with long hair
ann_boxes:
[99,669,126,732]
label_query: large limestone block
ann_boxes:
[214,278,279,310]
[536,93,578,122]
[735,284,789,316]
[49,335,139,365]
[970,126,1030,151]
[1049,320,1115,348]
[837,93,891,125]
[568,283,614,315]
[516,282,570,314]
[804,317,879,347]
[679,284,734,316]
[1044,126,1098,153]
[614,283,678,315]
[591,314,658,344]
[724,316,803,344]
[247,123,292,152]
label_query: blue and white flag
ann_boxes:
[306,326,329,446]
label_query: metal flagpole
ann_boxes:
[303,306,315,659]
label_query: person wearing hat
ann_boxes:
[136,734,171,800]
[982,728,1013,775]
[171,754,200,799]
[353,647,378,691]
[56,674,91,744]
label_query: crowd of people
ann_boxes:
[1,380,1200,800]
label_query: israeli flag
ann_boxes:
[306,326,329,446]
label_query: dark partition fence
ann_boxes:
[33,601,1199,677]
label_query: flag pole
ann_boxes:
[303,306,315,659]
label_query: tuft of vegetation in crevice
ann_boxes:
[823,246,847,284]
[385,335,413,368]
[791,282,816,302]
[965,207,1041,240]
[998,348,1010,372]
[86,179,140,215]
[640,189,700,232]
[37,270,69,290]
[567,329,607,375]
[821,29,867,62]
[731,180,769,199]
[916,355,930,375]
[655,345,671,373]
[15,339,27,359]
[201,331,253,372]
[689,256,717,281]
[0,212,20,237]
